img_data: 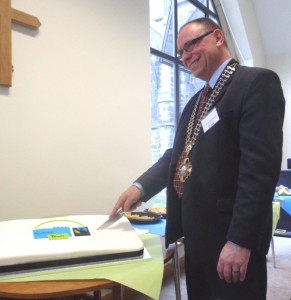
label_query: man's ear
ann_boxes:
[213,29,225,47]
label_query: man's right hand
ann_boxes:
[109,185,142,218]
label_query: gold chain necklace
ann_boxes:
[178,62,238,183]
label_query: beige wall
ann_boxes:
[0,0,151,220]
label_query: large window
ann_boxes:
[150,0,220,207]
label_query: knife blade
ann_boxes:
[96,210,124,230]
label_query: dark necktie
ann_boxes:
[173,84,211,198]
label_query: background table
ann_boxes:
[133,219,166,236]
[274,194,291,234]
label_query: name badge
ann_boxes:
[201,108,220,133]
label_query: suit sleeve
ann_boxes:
[134,149,172,202]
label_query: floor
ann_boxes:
[129,236,291,300]
[266,236,291,300]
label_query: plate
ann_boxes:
[145,208,167,218]
[124,212,162,224]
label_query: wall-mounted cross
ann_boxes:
[0,0,41,87]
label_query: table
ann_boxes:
[273,194,291,234]
[0,279,121,300]
[0,234,163,300]
[270,201,281,268]
[274,194,291,215]
[272,201,280,235]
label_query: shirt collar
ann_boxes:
[208,58,232,89]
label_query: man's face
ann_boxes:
[177,23,222,82]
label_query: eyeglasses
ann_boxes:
[177,30,214,58]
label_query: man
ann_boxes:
[110,18,285,299]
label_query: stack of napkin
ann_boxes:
[276,185,291,196]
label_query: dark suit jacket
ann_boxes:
[136,62,285,262]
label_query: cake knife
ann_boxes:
[96,209,124,230]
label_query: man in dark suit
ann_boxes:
[110,18,285,300]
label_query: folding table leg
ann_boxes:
[173,241,181,300]
[270,237,276,268]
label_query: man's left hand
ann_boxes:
[217,241,251,283]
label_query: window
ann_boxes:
[150,0,220,207]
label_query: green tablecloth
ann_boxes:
[272,201,280,235]
[0,234,163,300]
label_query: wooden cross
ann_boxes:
[0,0,41,87]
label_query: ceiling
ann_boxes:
[250,0,291,57]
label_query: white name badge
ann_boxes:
[201,108,220,133]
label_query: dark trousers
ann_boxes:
[184,247,267,300]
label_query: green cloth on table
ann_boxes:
[272,201,280,236]
[0,234,164,300]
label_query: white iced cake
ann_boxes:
[0,215,144,273]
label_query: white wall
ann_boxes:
[221,0,291,169]
[233,0,291,168]
[267,54,291,169]
[220,0,265,67]
[0,0,151,221]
